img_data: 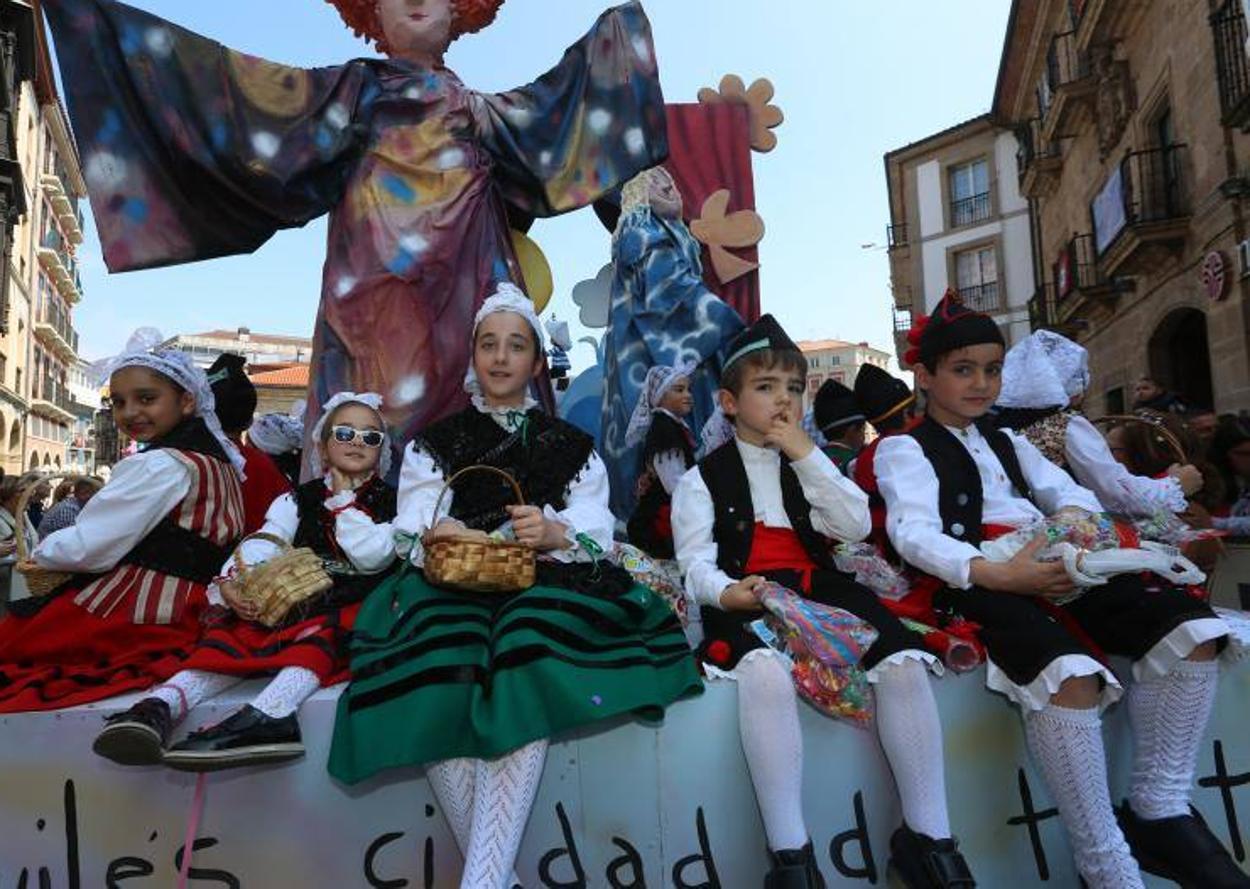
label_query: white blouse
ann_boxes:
[876,424,1102,590]
[393,412,614,566]
[35,450,192,574]
[672,437,872,608]
[1064,414,1186,515]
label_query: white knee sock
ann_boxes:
[1024,704,1144,889]
[461,740,548,889]
[428,758,478,855]
[151,670,242,721]
[250,666,321,719]
[735,654,808,852]
[873,658,951,839]
[1128,658,1219,820]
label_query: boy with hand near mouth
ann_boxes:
[674,315,972,889]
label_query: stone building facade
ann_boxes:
[997,0,1250,414]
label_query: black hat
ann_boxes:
[723,314,801,372]
[207,353,257,435]
[813,379,864,435]
[854,363,915,429]
[905,288,1004,368]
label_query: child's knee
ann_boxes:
[736,652,793,693]
[1049,674,1100,709]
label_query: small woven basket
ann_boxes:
[424,465,536,594]
[15,472,104,597]
[232,531,334,627]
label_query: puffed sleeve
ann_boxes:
[35,450,191,573]
[789,449,872,543]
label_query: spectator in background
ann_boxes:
[0,472,40,607]
[1183,407,1219,457]
[1208,415,1250,536]
[23,477,50,532]
[37,479,98,540]
[207,353,292,534]
[1133,375,1187,414]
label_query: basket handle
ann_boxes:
[231,531,295,579]
[1090,414,1188,464]
[13,472,103,563]
[430,464,526,533]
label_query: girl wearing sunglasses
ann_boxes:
[97,393,400,771]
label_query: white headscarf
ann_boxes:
[108,349,246,477]
[308,392,392,479]
[462,282,545,397]
[698,406,736,457]
[998,331,1092,410]
[247,412,304,456]
[624,362,694,447]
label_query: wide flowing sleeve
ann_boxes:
[470,1,667,217]
[41,0,374,271]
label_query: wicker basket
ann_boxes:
[231,531,335,628]
[424,465,536,594]
[15,472,104,597]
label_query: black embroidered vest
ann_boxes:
[907,417,1034,547]
[293,476,397,561]
[416,407,594,532]
[697,441,836,577]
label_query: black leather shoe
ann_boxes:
[93,698,173,766]
[163,705,304,772]
[888,824,976,888]
[1118,801,1250,888]
[764,841,825,889]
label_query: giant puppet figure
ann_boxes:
[39,0,668,472]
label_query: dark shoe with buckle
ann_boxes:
[92,697,173,766]
[764,841,825,889]
[163,705,304,772]
[1117,801,1250,888]
[888,824,976,888]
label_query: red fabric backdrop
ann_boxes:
[663,102,761,324]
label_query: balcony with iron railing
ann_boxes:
[1029,282,1084,337]
[1041,31,1096,141]
[1212,0,1250,129]
[37,229,82,305]
[950,192,992,229]
[39,171,83,245]
[33,304,78,361]
[957,281,1002,314]
[31,378,75,424]
[1097,145,1191,278]
[1017,117,1064,198]
[892,303,913,365]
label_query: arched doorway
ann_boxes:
[9,420,19,456]
[28,451,38,470]
[42,454,50,467]
[1148,308,1214,410]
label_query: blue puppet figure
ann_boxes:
[600,166,745,519]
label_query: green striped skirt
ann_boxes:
[328,563,702,784]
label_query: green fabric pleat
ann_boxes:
[328,569,703,784]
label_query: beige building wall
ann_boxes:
[998,0,1250,415]
[797,340,893,397]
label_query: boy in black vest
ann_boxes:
[876,292,1242,889]
[673,315,973,889]
[812,378,865,475]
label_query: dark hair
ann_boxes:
[1208,414,1250,505]
[720,349,808,396]
[72,479,97,497]
[1117,411,1225,510]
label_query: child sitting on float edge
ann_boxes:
[672,314,973,889]
[874,292,1244,889]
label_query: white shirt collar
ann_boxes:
[735,435,780,463]
[472,393,539,430]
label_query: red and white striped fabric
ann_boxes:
[74,450,244,624]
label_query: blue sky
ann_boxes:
[60,0,1011,369]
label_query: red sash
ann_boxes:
[744,524,818,593]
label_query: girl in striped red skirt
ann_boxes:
[0,351,246,713]
[93,393,398,770]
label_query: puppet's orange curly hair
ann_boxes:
[326,0,504,52]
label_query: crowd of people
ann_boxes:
[0,285,1245,889]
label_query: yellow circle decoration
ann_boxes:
[511,229,553,314]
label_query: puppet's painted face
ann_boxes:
[648,172,683,221]
[377,0,453,62]
[658,377,694,417]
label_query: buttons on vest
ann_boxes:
[956,493,969,507]
[950,522,966,538]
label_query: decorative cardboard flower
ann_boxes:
[697,75,784,153]
[690,189,764,285]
